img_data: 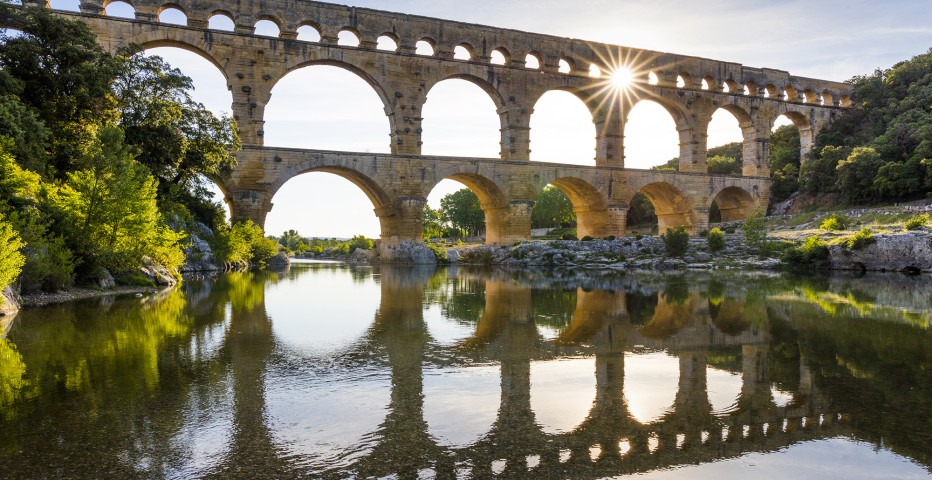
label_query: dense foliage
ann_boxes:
[801,49,932,204]
[0,6,252,292]
[661,227,689,257]
[531,186,575,229]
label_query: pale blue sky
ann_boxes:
[48,0,932,238]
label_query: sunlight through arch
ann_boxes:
[623,100,679,169]
[264,65,390,152]
[707,109,745,149]
[623,352,679,424]
[421,79,501,158]
[265,172,381,238]
[530,90,595,165]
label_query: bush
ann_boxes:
[662,227,690,257]
[561,233,577,241]
[698,229,709,237]
[847,227,875,250]
[604,235,616,241]
[707,228,726,252]
[426,243,448,263]
[743,208,768,252]
[347,235,374,252]
[782,235,830,271]
[820,214,848,231]
[581,235,595,242]
[904,214,928,231]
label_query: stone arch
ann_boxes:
[677,72,692,88]
[623,95,696,170]
[415,36,437,56]
[103,0,135,18]
[491,46,511,65]
[559,57,576,74]
[547,177,610,239]
[744,82,759,96]
[821,90,835,106]
[525,51,542,70]
[207,10,235,31]
[709,186,755,223]
[708,104,755,176]
[268,165,394,213]
[627,182,696,233]
[376,32,399,51]
[529,87,597,165]
[426,171,511,244]
[278,59,393,113]
[421,74,507,158]
[701,75,716,90]
[124,35,229,82]
[337,28,361,47]
[773,110,814,160]
[157,2,185,16]
[803,88,819,104]
[454,42,475,60]
[784,85,799,102]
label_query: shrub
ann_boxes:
[707,228,726,252]
[782,235,830,271]
[427,243,448,263]
[581,235,595,242]
[743,208,768,252]
[661,227,690,257]
[904,214,928,231]
[699,229,709,237]
[561,233,577,241]
[847,227,875,250]
[604,235,616,241]
[820,214,848,231]
[347,235,374,252]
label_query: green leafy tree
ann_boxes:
[440,189,484,238]
[0,6,118,177]
[707,227,726,252]
[707,155,741,175]
[112,49,240,225]
[531,186,575,228]
[54,127,183,274]
[422,205,447,240]
[769,125,802,203]
[835,147,884,204]
[0,213,24,297]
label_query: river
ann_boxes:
[0,261,930,479]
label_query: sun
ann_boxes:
[611,67,634,90]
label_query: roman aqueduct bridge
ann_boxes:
[17,0,852,255]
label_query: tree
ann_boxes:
[835,147,884,204]
[531,186,575,228]
[54,126,183,274]
[707,155,741,175]
[422,205,447,240]
[0,6,118,177]
[0,213,24,297]
[440,189,484,238]
[112,49,240,224]
[743,207,768,253]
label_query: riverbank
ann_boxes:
[19,285,167,308]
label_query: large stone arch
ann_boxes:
[709,186,756,223]
[547,177,611,239]
[421,73,508,159]
[114,31,231,80]
[623,93,702,172]
[276,59,394,114]
[426,171,515,244]
[528,87,597,165]
[708,104,759,176]
[423,73,506,110]
[773,110,814,161]
[625,181,697,234]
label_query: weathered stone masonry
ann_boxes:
[14,0,851,258]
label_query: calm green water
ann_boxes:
[1,262,931,479]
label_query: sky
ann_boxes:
[45,0,932,238]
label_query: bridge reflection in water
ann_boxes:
[3,265,929,479]
[219,265,848,479]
